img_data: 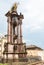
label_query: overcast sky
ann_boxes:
[0,0,44,49]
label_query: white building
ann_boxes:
[0,35,7,59]
[26,45,44,61]
[0,38,2,60]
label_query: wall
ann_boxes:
[38,51,44,61]
[26,49,44,61]
[0,36,7,58]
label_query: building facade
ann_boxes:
[0,36,7,62]
[26,45,44,61]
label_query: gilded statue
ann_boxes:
[10,2,19,12]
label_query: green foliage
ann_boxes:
[0,63,8,65]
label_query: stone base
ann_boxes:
[8,62,28,65]
[2,58,28,63]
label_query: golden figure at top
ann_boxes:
[11,2,19,12]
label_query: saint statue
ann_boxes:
[10,2,19,12]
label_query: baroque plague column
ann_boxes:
[3,3,27,62]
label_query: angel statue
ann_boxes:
[11,2,19,12]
